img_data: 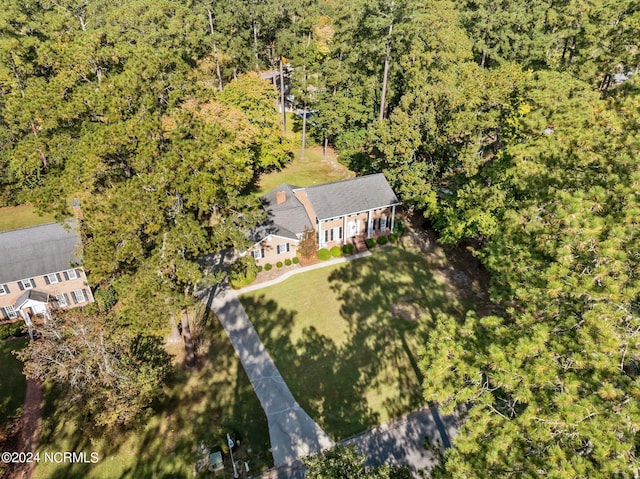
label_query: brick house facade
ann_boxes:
[0,221,93,328]
[248,174,400,266]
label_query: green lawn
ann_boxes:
[0,205,57,232]
[257,147,354,195]
[241,242,473,439]
[34,307,272,479]
[0,338,28,428]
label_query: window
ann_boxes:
[323,230,329,243]
[19,278,35,290]
[252,248,264,260]
[64,269,78,280]
[56,294,69,307]
[330,227,342,241]
[2,306,17,319]
[277,243,290,254]
[72,289,89,304]
[46,273,60,284]
[380,216,388,232]
[0,284,8,295]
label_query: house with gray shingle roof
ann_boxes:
[247,174,400,265]
[0,221,93,326]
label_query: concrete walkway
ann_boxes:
[206,283,334,467]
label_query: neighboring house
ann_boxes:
[248,174,400,266]
[0,221,93,327]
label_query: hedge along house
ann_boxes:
[0,221,94,334]
[247,174,400,266]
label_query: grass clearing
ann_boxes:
[34,308,272,479]
[257,147,353,195]
[0,338,28,429]
[0,205,58,232]
[241,242,474,439]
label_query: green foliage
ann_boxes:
[0,321,24,340]
[276,261,283,269]
[388,233,398,243]
[292,257,300,264]
[365,238,376,249]
[93,285,118,313]
[305,445,411,479]
[229,256,258,289]
[284,258,292,266]
[257,265,263,272]
[330,246,343,257]
[342,244,355,255]
[317,248,331,261]
[392,221,405,236]
[264,263,273,271]
[376,236,388,246]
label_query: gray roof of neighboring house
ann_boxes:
[252,184,313,242]
[303,173,400,220]
[0,221,82,284]
[15,289,50,309]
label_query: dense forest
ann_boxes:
[1,0,639,477]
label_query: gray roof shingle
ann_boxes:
[253,184,313,242]
[15,289,50,309]
[303,173,400,220]
[0,221,82,284]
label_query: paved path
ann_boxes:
[343,405,457,477]
[206,283,334,467]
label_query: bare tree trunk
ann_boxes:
[207,8,223,92]
[280,58,286,134]
[252,17,260,72]
[181,309,196,368]
[323,137,328,158]
[379,22,393,121]
[301,103,307,160]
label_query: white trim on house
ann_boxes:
[249,234,300,249]
[2,305,17,319]
[65,269,78,280]
[56,294,69,307]
[72,289,89,304]
[314,204,399,222]
[47,273,59,284]
[20,278,36,289]
[0,284,7,295]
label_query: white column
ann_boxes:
[343,215,347,245]
[367,210,372,238]
[318,220,322,247]
[391,205,396,233]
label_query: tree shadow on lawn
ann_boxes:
[242,245,471,440]
[36,314,271,479]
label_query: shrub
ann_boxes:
[264,263,273,271]
[229,255,259,289]
[330,246,342,257]
[94,285,118,312]
[292,257,300,264]
[365,238,376,249]
[257,265,263,272]
[276,261,283,268]
[393,221,405,236]
[284,258,292,266]
[0,321,23,340]
[389,233,398,243]
[342,244,355,255]
[376,236,388,246]
[317,248,331,261]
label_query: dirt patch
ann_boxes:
[1,379,43,479]
[390,296,424,321]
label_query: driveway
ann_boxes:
[206,283,334,467]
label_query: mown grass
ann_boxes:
[34,307,271,479]
[0,338,28,429]
[240,242,475,439]
[0,205,58,232]
[257,147,354,195]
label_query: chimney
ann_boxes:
[276,190,286,205]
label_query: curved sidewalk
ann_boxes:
[207,283,334,466]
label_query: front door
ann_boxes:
[348,220,358,237]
